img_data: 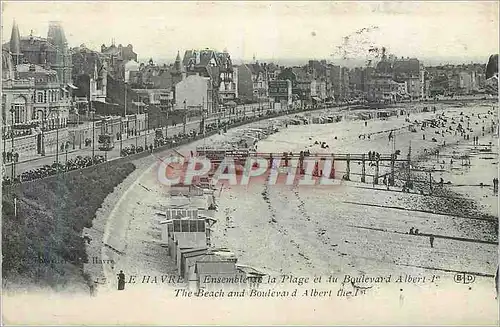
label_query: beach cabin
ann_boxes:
[194,258,245,291]
[168,222,207,262]
[179,248,209,288]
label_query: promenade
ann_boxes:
[2,104,268,178]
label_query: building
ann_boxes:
[5,21,72,86]
[219,65,238,102]
[17,63,71,129]
[268,80,292,110]
[340,67,350,100]
[133,88,173,112]
[328,65,342,101]
[217,50,238,102]
[2,50,73,159]
[182,49,223,112]
[367,73,399,103]
[124,60,140,83]
[237,62,270,102]
[236,64,253,101]
[71,44,108,106]
[2,50,36,156]
[100,42,138,80]
[175,75,213,112]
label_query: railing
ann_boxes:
[2,79,35,88]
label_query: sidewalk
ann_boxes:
[3,108,266,173]
[3,147,85,166]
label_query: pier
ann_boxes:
[196,148,408,185]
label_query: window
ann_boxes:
[12,104,25,123]
[37,92,44,103]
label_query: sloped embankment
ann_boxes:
[2,161,136,292]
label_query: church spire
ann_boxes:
[10,20,22,66]
[10,20,21,55]
[174,51,182,71]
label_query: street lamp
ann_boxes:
[36,109,46,156]
[144,108,148,149]
[183,99,187,135]
[55,111,60,165]
[119,120,123,156]
[91,109,95,162]
[135,113,138,150]
[9,107,15,179]
[65,141,69,164]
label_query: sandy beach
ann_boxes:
[3,102,498,325]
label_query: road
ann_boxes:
[5,105,272,178]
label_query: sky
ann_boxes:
[1,1,499,66]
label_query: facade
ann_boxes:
[100,42,138,80]
[71,44,108,105]
[2,51,72,158]
[17,64,71,129]
[133,88,173,111]
[406,76,421,100]
[124,60,140,83]
[175,75,213,112]
[367,73,399,103]
[5,21,72,86]
[182,49,223,112]
[219,66,238,101]
[340,67,350,100]
[236,64,254,101]
[2,51,36,137]
[249,63,269,100]
[311,79,327,100]
[236,62,270,102]
[328,65,342,101]
[268,80,292,108]
[217,50,238,102]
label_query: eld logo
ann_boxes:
[454,273,475,284]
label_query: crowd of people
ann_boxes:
[3,151,20,164]
[2,155,106,185]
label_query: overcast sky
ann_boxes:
[2,1,498,65]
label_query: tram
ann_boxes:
[98,133,115,151]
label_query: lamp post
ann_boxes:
[65,141,69,164]
[144,108,148,149]
[183,100,187,135]
[91,109,95,161]
[119,120,123,155]
[36,109,46,156]
[55,112,60,165]
[135,114,138,150]
[9,107,15,179]
[124,81,127,117]
[124,80,128,141]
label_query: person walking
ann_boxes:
[117,270,126,291]
[429,235,435,248]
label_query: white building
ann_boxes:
[219,66,238,101]
[90,61,107,103]
[124,59,140,83]
[175,74,213,113]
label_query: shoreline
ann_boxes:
[210,101,498,279]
